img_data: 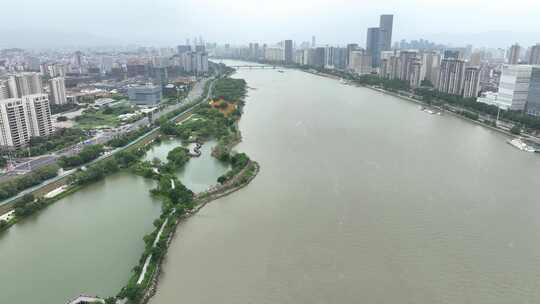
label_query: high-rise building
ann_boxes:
[526,67,540,116]
[311,47,326,68]
[0,93,53,149]
[398,51,418,81]
[366,27,384,67]
[497,65,540,113]
[49,77,67,105]
[346,44,359,67]
[177,45,192,54]
[7,72,42,98]
[379,14,394,51]
[312,36,316,48]
[528,44,540,65]
[444,50,460,60]
[507,44,521,64]
[463,67,481,98]
[74,51,83,67]
[436,58,466,95]
[422,51,441,85]
[0,80,9,99]
[349,50,372,75]
[284,40,294,64]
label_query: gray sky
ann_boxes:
[2,0,540,49]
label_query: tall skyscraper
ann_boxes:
[436,58,466,95]
[366,27,384,67]
[507,44,521,64]
[284,40,294,64]
[312,36,316,48]
[379,14,394,51]
[49,77,67,105]
[463,67,481,98]
[528,44,540,65]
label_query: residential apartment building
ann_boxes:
[0,94,53,149]
[436,58,466,95]
[49,77,67,105]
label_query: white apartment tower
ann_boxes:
[0,94,53,149]
[7,72,42,98]
[49,77,67,105]
[463,67,481,98]
[436,59,466,95]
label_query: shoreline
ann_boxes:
[113,72,259,304]
[305,69,526,140]
[139,161,260,304]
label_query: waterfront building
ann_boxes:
[49,77,67,105]
[128,84,162,105]
[398,51,418,82]
[349,50,372,75]
[346,44,359,67]
[0,93,53,149]
[379,14,394,52]
[528,44,540,65]
[463,67,481,98]
[507,44,521,65]
[422,51,441,85]
[284,40,294,64]
[436,58,466,95]
[497,64,532,111]
[407,58,423,88]
[264,47,285,62]
[311,47,326,68]
[366,27,384,67]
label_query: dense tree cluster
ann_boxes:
[58,144,104,169]
[108,126,152,148]
[0,164,59,200]
[11,128,89,158]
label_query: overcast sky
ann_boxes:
[2,0,540,49]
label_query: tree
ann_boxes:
[511,125,522,135]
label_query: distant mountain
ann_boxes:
[421,31,540,48]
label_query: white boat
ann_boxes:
[507,138,536,152]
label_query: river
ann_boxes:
[0,138,227,303]
[150,61,540,304]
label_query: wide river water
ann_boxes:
[150,61,540,304]
[0,138,227,303]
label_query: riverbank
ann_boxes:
[139,161,259,304]
[306,69,531,140]
[77,73,260,304]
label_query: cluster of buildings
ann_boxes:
[214,14,540,117]
[0,72,55,149]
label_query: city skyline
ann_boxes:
[2,0,540,49]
